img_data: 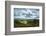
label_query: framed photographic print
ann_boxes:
[5,1,45,35]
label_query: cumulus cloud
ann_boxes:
[14,8,39,19]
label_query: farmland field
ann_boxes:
[14,19,39,28]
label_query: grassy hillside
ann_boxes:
[14,19,39,28]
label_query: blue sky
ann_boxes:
[14,8,39,19]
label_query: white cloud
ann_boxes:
[14,8,39,19]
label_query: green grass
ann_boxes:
[14,19,39,28]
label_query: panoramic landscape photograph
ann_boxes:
[14,8,39,28]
